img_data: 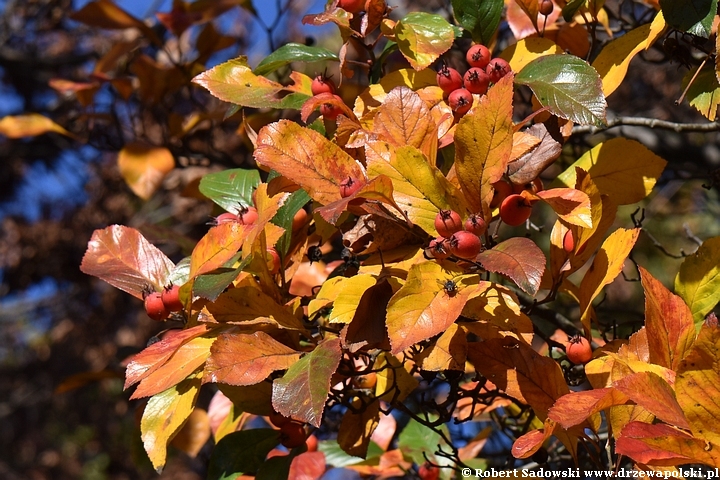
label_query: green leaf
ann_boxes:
[515,54,607,126]
[683,63,720,121]
[395,12,455,71]
[319,440,384,468]
[562,0,585,22]
[451,0,503,45]
[675,237,720,326]
[207,429,280,479]
[271,189,311,256]
[199,168,260,213]
[193,253,249,301]
[254,43,339,77]
[397,416,452,466]
[659,0,717,38]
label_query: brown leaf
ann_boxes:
[337,398,381,457]
[204,331,301,386]
[506,123,562,185]
[639,266,696,371]
[170,408,211,458]
[70,0,161,44]
[477,237,546,296]
[81,225,175,298]
[616,422,720,466]
[340,278,394,352]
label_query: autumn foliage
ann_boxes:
[4,0,717,477]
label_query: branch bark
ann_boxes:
[573,117,720,134]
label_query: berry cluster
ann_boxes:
[143,284,183,322]
[436,44,512,116]
[429,209,486,260]
[268,410,317,450]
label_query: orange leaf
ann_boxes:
[170,408,211,458]
[70,0,161,44]
[373,86,437,159]
[477,237,546,296]
[254,120,364,205]
[288,451,326,480]
[675,318,720,447]
[300,92,356,123]
[613,372,690,430]
[117,143,175,200]
[415,323,467,371]
[315,175,405,225]
[204,332,301,386]
[189,222,248,279]
[0,113,73,138]
[509,130,542,162]
[337,398,381,457]
[461,284,535,345]
[512,419,557,459]
[549,388,630,429]
[81,225,175,299]
[506,123,563,186]
[536,188,592,228]
[639,266,695,371]
[454,75,514,215]
[340,278,394,352]
[205,286,307,331]
[616,422,720,467]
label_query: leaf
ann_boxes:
[373,87,436,158]
[141,377,200,471]
[189,223,248,279]
[0,113,73,138]
[315,175,404,225]
[272,338,342,427]
[675,237,720,325]
[204,332,301,386]
[117,143,175,200]
[337,398,381,458]
[675,318,720,446]
[451,0,503,45]
[592,23,653,97]
[386,262,479,354]
[415,323,467,371]
[207,429,281,479]
[659,0,718,38]
[640,266,695,371]
[70,0,160,44]
[499,37,564,74]
[219,383,274,416]
[193,255,250,302]
[192,57,309,110]
[170,408,211,458]
[561,0,585,21]
[683,63,720,121]
[328,274,378,324]
[254,43,339,77]
[287,451,326,480]
[477,237,545,296]
[454,74,515,214]
[537,188,592,228]
[578,228,640,328]
[506,123,563,185]
[549,388,630,429]
[199,168,261,213]
[461,283,535,344]
[554,138,667,205]
[374,352,419,403]
[616,422,720,466]
[515,54,606,126]
[397,416,452,466]
[81,225,175,298]
[354,68,437,118]
[205,286,307,331]
[254,120,364,206]
[272,189,311,256]
[132,334,216,399]
[613,372,690,429]
[512,419,557,459]
[394,12,455,71]
[340,278,394,352]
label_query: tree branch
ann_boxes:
[573,117,720,134]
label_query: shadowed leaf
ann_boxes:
[208,429,280,479]
[199,168,260,213]
[337,398,380,458]
[477,237,545,296]
[537,188,592,228]
[616,422,720,466]
[675,237,720,325]
[549,388,629,429]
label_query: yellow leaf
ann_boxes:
[416,323,467,371]
[373,87,437,160]
[307,277,345,317]
[554,138,666,205]
[117,143,175,200]
[537,188,592,228]
[454,75,515,214]
[0,114,73,139]
[329,274,378,323]
[337,398,380,458]
[510,131,542,161]
[461,283,535,344]
[675,237,720,325]
[645,11,667,51]
[141,376,201,471]
[592,23,653,97]
[354,68,437,118]
[394,13,454,71]
[374,352,418,403]
[498,37,564,73]
[579,228,640,329]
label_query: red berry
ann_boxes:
[418,463,440,480]
[490,181,513,208]
[305,434,318,452]
[144,292,168,321]
[436,65,463,94]
[464,214,487,237]
[161,284,183,312]
[566,335,593,364]
[280,422,307,449]
[238,206,258,225]
[512,178,543,194]
[463,67,490,95]
[338,0,364,13]
[563,230,575,253]
[340,176,363,198]
[499,194,533,226]
[447,88,473,116]
[466,44,491,69]
[434,209,463,238]
[267,247,281,275]
[311,75,336,96]
[486,58,512,83]
[214,212,237,225]
[448,231,482,259]
[320,102,343,120]
[428,237,451,260]
[269,410,291,428]
[539,0,554,16]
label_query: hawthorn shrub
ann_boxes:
[6,0,719,477]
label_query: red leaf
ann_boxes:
[639,266,695,371]
[301,92,356,123]
[512,419,556,459]
[614,372,690,430]
[204,332,301,386]
[548,388,629,429]
[124,325,211,389]
[288,451,326,480]
[315,175,406,225]
[477,237,545,296]
[616,422,720,466]
[272,338,342,427]
[81,225,175,298]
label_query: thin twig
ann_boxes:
[573,116,720,135]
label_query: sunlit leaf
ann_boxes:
[254,43,339,77]
[374,352,419,403]
[683,63,720,121]
[340,278,394,352]
[477,237,545,296]
[272,338,342,427]
[499,37,564,73]
[415,323,467,371]
[205,286,307,331]
[328,274,378,324]
[354,68,437,118]
[287,451,326,480]
[315,175,405,225]
[616,422,720,466]
[204,331,301,386]
[451,0,503,45]
[512,419,557,459]
[117,143,175,200]
[454,74,515,214]
[394,12,455,71]
[208,429,280,479]
[592,24,653,97]
[675,237,720,325]
[81,225,175,298]
[199,169,260,212]
[613,372,689,429]
[516,54,606,126]
[537,188,592,228]
[549,388,630,429]
[659,0,717,38]
[373,87,436,158]
[141,377,200,471]
[461,283,535,344]
[0,113,73,138]
[554,138,667,205]
[189,223,248,279]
